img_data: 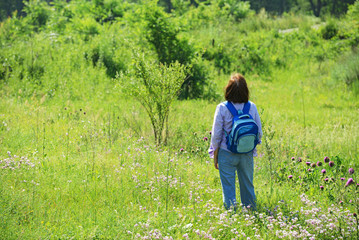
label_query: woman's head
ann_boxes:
[225,73,249,103]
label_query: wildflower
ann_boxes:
[180,148,184,152]
[317,161,322,166]
[345,178,354,187]
[321,169,326,174]
[209,131,212,135]
[288,175,293,179]
[324,178,329,182]
[203,137,208,141]
[84,112,86,115]
[291,157,295,161]
[348,168,354,175]
[306,162,311,166]
[297,157,302,162]
[311,163,316,168]
[320,186,324,190]
[353,213,357,218]
[341,177,345,181]
[329,161,334,167]
[324,156,330,163]
[339,200,343,205]
[308,169,312,172]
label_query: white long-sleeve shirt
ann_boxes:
[208,101,263,158]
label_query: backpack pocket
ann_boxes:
[236,134,257,153]
[233,124,258,153]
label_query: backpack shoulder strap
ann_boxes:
[242,101,251,114]
[224,101,238,117]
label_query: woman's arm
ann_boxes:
[214,148,219,170]
[208,104,223,159]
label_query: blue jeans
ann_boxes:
[218,148,256,211]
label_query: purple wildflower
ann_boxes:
[291,157,295,161]
[320,186,324,190]
[329,161,334,167]
[288,175,293,179]
[308,169,312,172]
[180,148,184,152]
[203,137,208,141]
[324,178,329,182]
[348,168,354,175]
[341,177,345,181]
[345,178,354,187]
[297,157,302,162]
[209,131,212,135]
[324,156,330,163]
[339,200,343,205]
[354,213,357,218]
[311,163,316,168]
[321,169,326,174]
[306,162,311,166]
[317,161,322,166]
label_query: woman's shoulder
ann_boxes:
[248,101,260,115]
[248,101,257,108]
[215,102,227,113]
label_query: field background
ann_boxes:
[1,0,359,239]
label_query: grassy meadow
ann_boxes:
[1,0,359,239]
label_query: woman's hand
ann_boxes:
[214,148,219,170]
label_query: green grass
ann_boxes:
[1,56,358,238]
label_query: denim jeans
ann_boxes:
[218,148,256,211]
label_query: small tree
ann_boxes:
[120,50,187,146]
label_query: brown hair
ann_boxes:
[225,73,249,103]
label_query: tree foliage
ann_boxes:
[142,1,213,99]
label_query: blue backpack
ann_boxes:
[224,101,259,154]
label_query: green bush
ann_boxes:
[119,49,187,146]
[23,0,51,32]
[87,45,126,79]
[46,0,74,33]
[203,44,233,74]
[332,51,359,94]
[347,0,359,21]
[216,0,254,21]
[321,21,338,40]
[142,1,215,99]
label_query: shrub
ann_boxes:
[72,17,100,41]
[87,45,126,79]
[142,1,214,99]
[23,0,51,32]
[321,21,338,40]
[347,0,359,21]
[84,32,129,78]
[216,0,254,21]
[203,44,233,74]
[332,51,359,94]
[119,49,187,146]
[46,0,74,33]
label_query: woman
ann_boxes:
[209,73,262,211]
